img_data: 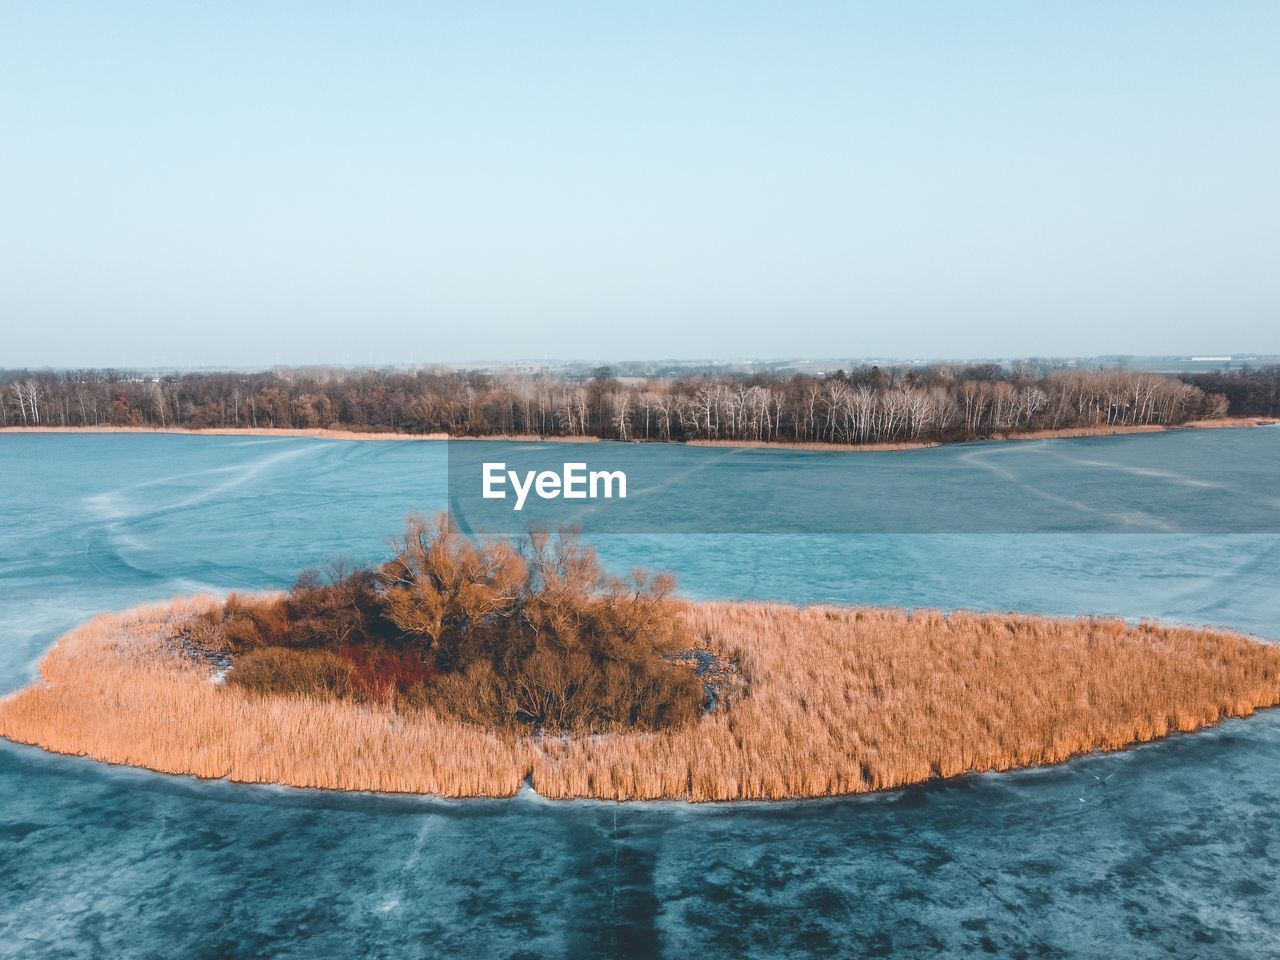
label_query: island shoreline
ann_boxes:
[0,417,1273,451]
[3,596,1277,803]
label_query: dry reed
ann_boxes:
[685,439,940,452]
[1181,417,1278,429]
[4,420,1269,449]
[0,426,598,443]
[1005,418,1275,441]
[3,598,1278,801]
[1002,424,1168,441]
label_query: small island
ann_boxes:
[2,515,1278,802]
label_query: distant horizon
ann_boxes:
[4,351,1279,376]
[6,344,1280,371]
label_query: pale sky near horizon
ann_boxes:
[2,2,1278,368]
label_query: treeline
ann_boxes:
[0,363,1260,445]
[1182,367,1280,419]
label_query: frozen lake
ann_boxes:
[2,430,1279,958]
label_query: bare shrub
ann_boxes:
[227,647,363,701]
[182,514,705,735]
[189,592,290,651]
[429,646,704,733]
[379,513,528,668]
[281,564,390,649]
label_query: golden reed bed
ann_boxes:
[1001,418,1274,441]
[2,597,1278,801]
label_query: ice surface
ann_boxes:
[2,431,1279,958]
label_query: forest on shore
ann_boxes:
[2,363,1276,446]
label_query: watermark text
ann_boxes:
[482,462,627,510]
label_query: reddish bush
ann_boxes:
[338,644,436,703]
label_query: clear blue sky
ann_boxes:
[2,2,1277,367]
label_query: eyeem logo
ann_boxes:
[482,462,627,511]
